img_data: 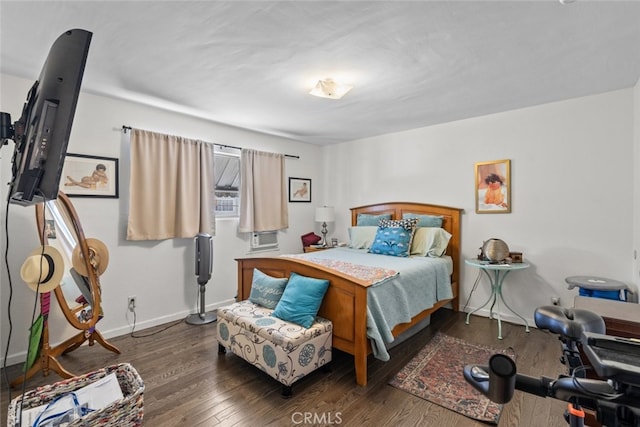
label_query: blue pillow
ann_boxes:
[249,268,288,309]
[356,213,391,226]
[272,272,330,328]
[402,213,443,228]
[369,218,418,257]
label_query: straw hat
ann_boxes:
[72,238,109,276]
[20,246,64,293]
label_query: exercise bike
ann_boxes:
[464,305,640,426]
[534,305,607,377]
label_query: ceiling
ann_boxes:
[2,1,640,145]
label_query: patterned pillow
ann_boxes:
[249,268,288,309]
[368,218,418,257]
[378,218,419,229]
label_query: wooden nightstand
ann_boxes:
[303,246,330,253]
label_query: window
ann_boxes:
[214,150,240,217]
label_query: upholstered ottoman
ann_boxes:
[217,300,332,397]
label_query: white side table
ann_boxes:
[465,258,531,339]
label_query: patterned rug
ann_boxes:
[389,332,515,424]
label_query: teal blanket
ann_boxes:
[289,248,453,361]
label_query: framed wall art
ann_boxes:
[45,220,57,239]
[289,177,311,202]
[60,153,119,198]
[475,159,511,214]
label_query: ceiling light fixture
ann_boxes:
[309,79,353,100]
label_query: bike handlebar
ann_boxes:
[464,354,640,426]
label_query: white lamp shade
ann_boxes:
[315,206,335,223]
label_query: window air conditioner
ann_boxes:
[251,231,278,250]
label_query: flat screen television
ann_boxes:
[0,29,92,206]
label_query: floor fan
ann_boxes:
[186,233,216,325]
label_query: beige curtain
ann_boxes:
[127,129,215,240]
[238,149,288,232]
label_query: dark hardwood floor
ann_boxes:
[2,310,568,426]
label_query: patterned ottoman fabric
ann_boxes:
[217,300,332,387]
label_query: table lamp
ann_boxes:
[315,206,335,247]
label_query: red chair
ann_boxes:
[301,232,321,248]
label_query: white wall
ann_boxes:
[0,73,324,365]
[322,89,635,326]
[633,77,640,292]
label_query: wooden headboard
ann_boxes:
[350,201,463,308]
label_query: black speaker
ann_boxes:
[195,233,213,285]
[187,233,216,325]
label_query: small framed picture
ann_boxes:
[289,177,311,203]
[475,159,511,214]
[45,220,56,239]
[60,153,119,198]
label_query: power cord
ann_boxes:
[16,193,50,423]
[570,365,624,400]
[18,242,45,421]
[128,307,184,339]
[2,195,14,399]
[3,192,49,424]
[462,268,483,313]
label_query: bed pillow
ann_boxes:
[356,213,391,226]
[272,272,330,328]
[368,218,418,257]
[402,213,444,228]
[348,226,379,249]
[248,268,288,309]
[410,227,452,257]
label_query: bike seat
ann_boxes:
[534,305,605,342]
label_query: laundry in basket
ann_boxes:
[7,363,144,427]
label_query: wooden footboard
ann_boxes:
[236,202,462,386]
[237,257,458,386]
[237,257,371,385]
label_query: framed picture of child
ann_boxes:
[475,159,511,214]
[60,153,119,198]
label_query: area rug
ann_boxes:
[389,332,515,424]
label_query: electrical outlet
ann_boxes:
[128,296,136,312]
[551,296,560,306]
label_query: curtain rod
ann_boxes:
[121,125,300,159]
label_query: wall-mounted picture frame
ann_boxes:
[45,220,56,239]
[289,177,311,202]
[60,153,119,198]
[475,159,511,214]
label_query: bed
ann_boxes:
[236,201,462,386]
